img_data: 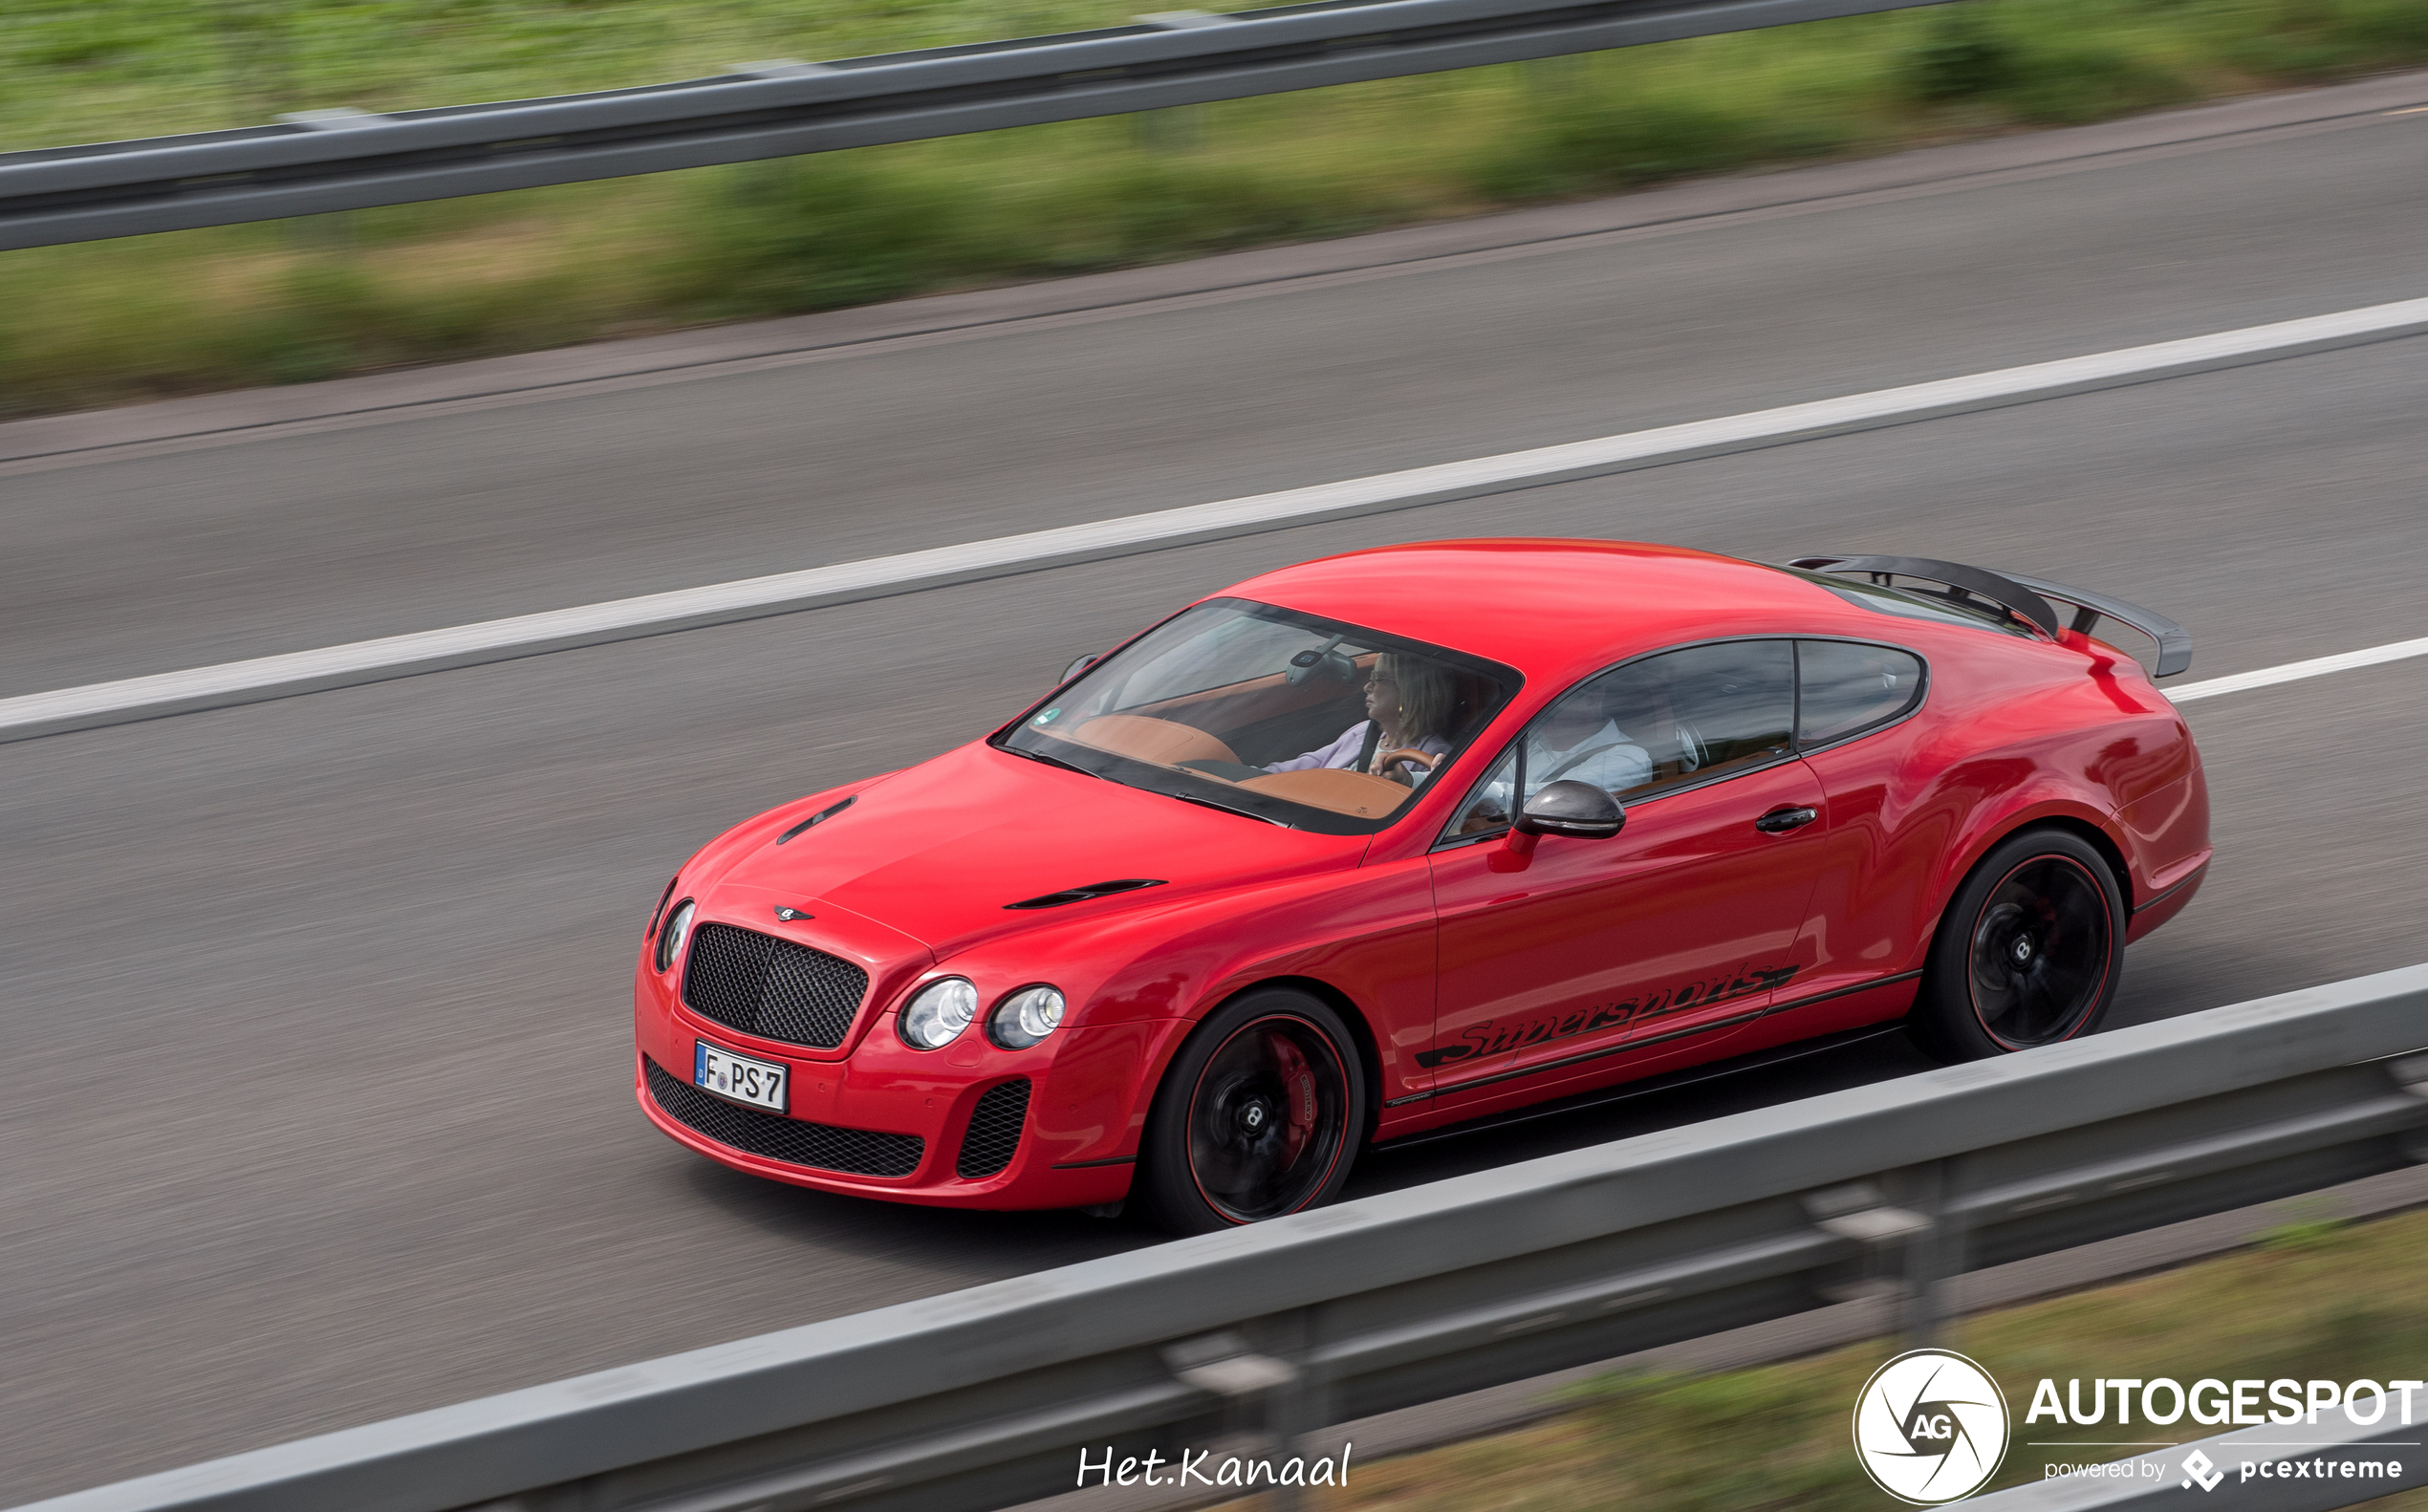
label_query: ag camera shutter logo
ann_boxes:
[1854,1349,2010,1503]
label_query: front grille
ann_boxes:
[644,1058,923,1177]
[681,922,868,1049]
[956,1078,1031,1179]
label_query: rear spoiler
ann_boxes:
[1788,555,2192,679]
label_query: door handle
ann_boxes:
[1754,806,1818,833]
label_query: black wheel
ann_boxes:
[1135,987,1366,1235]
[1909,829,2125,1062]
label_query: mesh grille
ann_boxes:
[644,1058,923,1177]
[955,1078,1031,1179]
[681,922,868,1048]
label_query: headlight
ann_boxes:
[988,985,1066,1049]
[654,900,694,975]
[898,978,978,1049]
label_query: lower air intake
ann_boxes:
[645,1058,922,1177]
[956,1079,1031,1179]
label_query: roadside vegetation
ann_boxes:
[3,0,2425,416]
[1305,1203,2428,1511]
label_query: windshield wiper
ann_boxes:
[996,741,1102,780]
[1165,791,1287,826]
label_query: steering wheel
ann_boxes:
[1374,747,1444,779]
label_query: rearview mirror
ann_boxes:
[1060,653,1102,685]
[1515,781,1625,840]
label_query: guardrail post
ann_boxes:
[1807,1178,1934,1336]
[1163,1328,1304,1505]
[1524,54,1591,94]
[1898,1158,1963,1350]
[1131,12,1225,151]
[1133,106,1206,152]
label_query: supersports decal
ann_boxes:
[1414,961,1801,1069]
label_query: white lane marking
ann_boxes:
[4,295,2427,745]
[2164,636,2428,702]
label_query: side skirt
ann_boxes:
[1383,971,1924,1110]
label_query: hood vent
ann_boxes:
[775,794,856,846]
[1004,878,1167,911]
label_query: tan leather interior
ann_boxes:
[1135,654,1377,727]
[1067,715,1240,767]
[1235,767,1413,818]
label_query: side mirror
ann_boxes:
[1060,653,1102,685]
[1515,781,1625,840]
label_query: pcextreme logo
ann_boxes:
[1854,1350,2011,1504]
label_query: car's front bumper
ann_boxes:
[633,958,1166,1210]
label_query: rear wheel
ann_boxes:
[1910,829,2125,1062]
[1135,988,1366,1235]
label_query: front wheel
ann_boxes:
[1909,829,2125,1062]
[1135,988,1367,1235]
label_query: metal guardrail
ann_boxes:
[0,0,1958,250]
[19,963,2428,1512]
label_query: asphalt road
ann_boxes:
[3,80,2426,701]
[3,81,2426,1503]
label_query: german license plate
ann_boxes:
[695,1041,787,1112]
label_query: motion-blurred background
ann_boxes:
[2,0,2422,414]
[7,3,2428,1510]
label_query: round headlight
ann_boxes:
[899,978,978,1049]
[654,900,695,974]
[989,985,1066,1049]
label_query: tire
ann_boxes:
[1908,829,2126,1063]
[1135,987,1368,1235]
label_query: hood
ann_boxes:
[712,742,1365,959]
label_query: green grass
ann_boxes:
[3,0,2427,417]
[1315,1202,2428,1512]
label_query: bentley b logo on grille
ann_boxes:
[773,905,813,922]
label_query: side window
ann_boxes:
[1442,745,1518,839]
[1798,640,1924,746]
[1437,640,1796,845]
[1608,639,1795,797]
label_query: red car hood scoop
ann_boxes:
[1003,878,1168,910]
[719,745,1355,955]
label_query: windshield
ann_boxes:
[999,598,1519,834]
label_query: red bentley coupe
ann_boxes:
[634,542,2207,1233]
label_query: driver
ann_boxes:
[1265,654,1456,785]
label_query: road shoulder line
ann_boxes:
[5,296,2426,744]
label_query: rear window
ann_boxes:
[1779,565,2035,637]
[1798,640,1925,746]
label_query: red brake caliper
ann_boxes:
[1268,1030,1317,1167]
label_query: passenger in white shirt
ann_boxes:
[1459,692,1654,832]
[1266,654,1457,785]
[1524,702,1654,796]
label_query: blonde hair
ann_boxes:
[1377,653,1457,743]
